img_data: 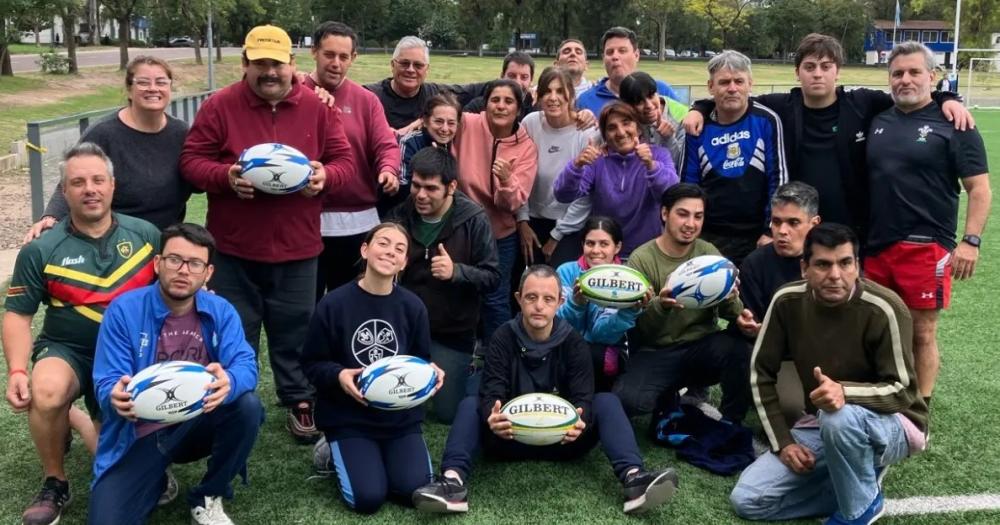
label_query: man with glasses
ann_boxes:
[3,143,161,525]
[181,24,354,444]
[366,36,488,136]
[90,223,262,525]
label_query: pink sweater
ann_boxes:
[453,113,538,239]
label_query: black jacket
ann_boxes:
[388,192,500,351]
[479,316,594,425]
[365,78,488,130]
[694,87,960,241]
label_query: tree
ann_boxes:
[636,0,685,61]
[688,0,755,49]
[103,0,141,69]
[54,0,84,73]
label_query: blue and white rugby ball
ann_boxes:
[665,255,737,309]
[126,361,215,424]
[237,142,313,195]
[358,355,437,411]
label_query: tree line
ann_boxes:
[1,0,998,76]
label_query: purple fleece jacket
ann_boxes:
[553,145,677,257]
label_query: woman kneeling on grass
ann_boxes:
[301,222,445,514]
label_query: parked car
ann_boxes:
[168,36,194,47]
[679,50,694,58]
[663,48,676,57]
[641,48,653,56]
[704,50,718,58]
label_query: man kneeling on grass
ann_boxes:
[732,223,928,525]
[412,265,678,515]
[89,224,262,525]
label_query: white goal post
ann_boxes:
[965,56,1000,109]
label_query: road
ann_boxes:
[11,46,243,73]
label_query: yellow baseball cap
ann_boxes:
[244,25,292,63]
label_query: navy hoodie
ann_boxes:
[301,281,431,440]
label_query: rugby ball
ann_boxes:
[358,355,438,411]
[237,142,313,195]
[126,361,216,424]
[665,255,737,309]
[500,393,579,446]
[578,264,651,308]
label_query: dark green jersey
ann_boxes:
[5,213,160,354]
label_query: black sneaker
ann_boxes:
[412,476,469,513]
[22,477,70,525]
[622,468,678,514]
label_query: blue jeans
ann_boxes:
[88,393,264,524]
[428,341,480,424]
[730,404,910,521]
[481,233,517,342]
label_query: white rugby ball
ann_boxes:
[578,264,651,308]
[665,254,737,309]
[127,361,215,424]
[500,393,579,446]
[237,142,313,195]
[358,355,438,411]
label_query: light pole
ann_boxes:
[207,0,215,91]
[951,0,961,79]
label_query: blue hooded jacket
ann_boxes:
[556,259,642,345]
[91,285,259,485]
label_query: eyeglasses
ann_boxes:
[393,59,428,72]
[161,255,208,274]
[132,78,172,88]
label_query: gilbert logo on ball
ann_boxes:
[500,393,579,446]
[665,254,737,309]
[237,142,313,195]
[578,264,651,308]
[358,355,438,411]
[126,361,216,424]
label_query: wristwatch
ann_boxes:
[962,234,982,248]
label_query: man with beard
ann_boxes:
[864,42,991,407]
[181,24,354,444]
[90,223,262,525]
[619,183,749,426]
[3,143,160,525]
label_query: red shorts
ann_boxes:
[864,240,952,310]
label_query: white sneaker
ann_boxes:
[190,496,235,525]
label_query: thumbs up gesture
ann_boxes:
[809,366,845,412]
[431,243,455,281]
[574,138,602,168]
[635,142,656,170]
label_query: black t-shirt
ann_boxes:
[798,101,851,226]
[866,102,989,252]
[365,78,486,129]
[738,243,803,322]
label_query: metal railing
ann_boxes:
[26,90,215,220]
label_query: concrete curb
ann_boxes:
[0,248,18,287]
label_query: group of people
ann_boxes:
[1,17,990,525]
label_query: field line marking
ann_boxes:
[885,494,1000,516]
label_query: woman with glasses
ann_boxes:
[24,55,193,241]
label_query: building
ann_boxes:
[864,20,954,66]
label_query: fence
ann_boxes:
[26,91,214,220]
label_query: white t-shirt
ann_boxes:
[518,111,600,240]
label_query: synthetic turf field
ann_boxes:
[0,103,997,523]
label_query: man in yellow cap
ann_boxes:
[181,24,355,446]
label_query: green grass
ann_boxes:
[0,76,998,523]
